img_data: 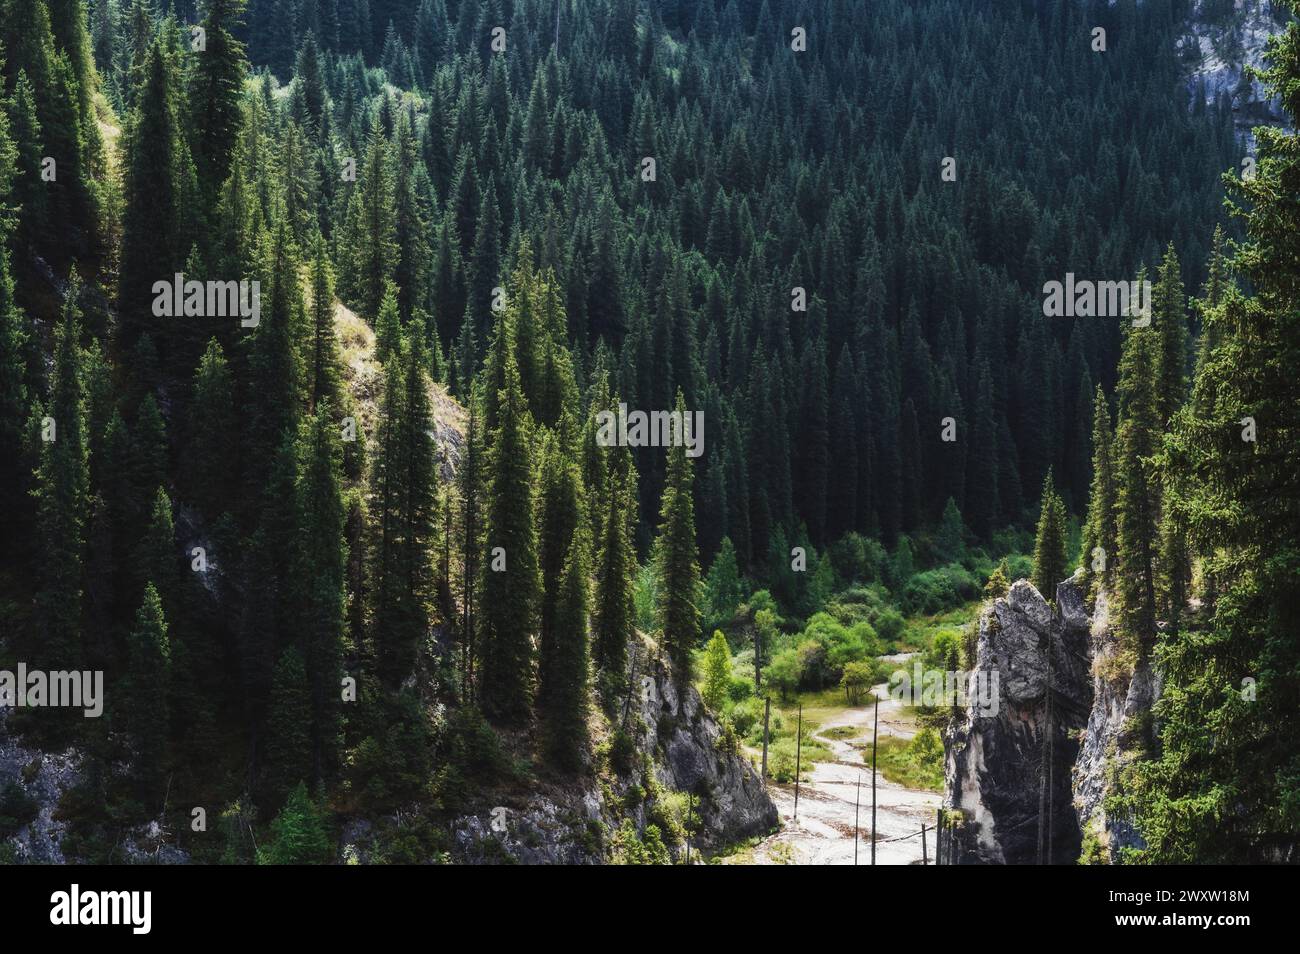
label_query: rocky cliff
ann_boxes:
[944,572,1163,864]
[1071,590,1162,861]
[1183,0,1293,142]
[440,636,777,864]
[943,577,1093,864]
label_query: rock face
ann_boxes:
[1072,591,1162,861]
[1183,0,1293,142]
[447,637,777,864]
[944,576,1163,864]
[0,710,82,863]
[943,577,1093,864]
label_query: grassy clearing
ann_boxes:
[854,733,944,792]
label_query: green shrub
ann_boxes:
[257,783,333,865]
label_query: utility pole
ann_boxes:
[793,703,803,821]
[760,696,771,785]
[871,695,878,865]
[854,775,861,865]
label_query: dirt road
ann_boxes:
[749,668,942,865]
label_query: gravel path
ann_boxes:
[750,663,943,865]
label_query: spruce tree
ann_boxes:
[342,113,396,321]
[263,646,312,808]
[33,277,89,673]
[541,533,591,772]
[478,352,539,722]
[126,583,170,803]
[292,405,347,784]
[188,338,235,517]
[188,0,247,210]
[1127,2,1300,860]
[306,235,342,412]
[371,324,437,687]
[119,39,192,347]
[593,441,637,708]
[655,391,701,679]
[535,429,582,712]
[1153,243,1188,427]
[1031,471,1068,600]
[456,381,486,699]
[1080,385,1117,593]
[1113,307,1161,657]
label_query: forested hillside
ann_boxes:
[0,0,1293,865]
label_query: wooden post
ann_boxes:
[936,808,944,866]
[753,623,762,691]
[921,824,928,865]
[854,775,861,866]
[760,697,771,785]
[793,703,803,821]
[871,696,878,866]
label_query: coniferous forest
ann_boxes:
[0,0,1297,878]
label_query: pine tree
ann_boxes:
[374,281,402,365]
[935,497,966,566]
[1153,243,1188,427]
[263,646,312,808]
[136,485,177,610]
[703,536,743,633]
[341,113,396,320]
[456,381,486,700]
[1031,471,1068,601]
[593,441,637,707]
[371,324,437,687]
[967,360,1000,538]
[188,0,247,210]
[292,404,347,784]
[126,583,170,803]
[187,339,236,516]
[33,277,89,673]
[1126,2,1300,860]
[541,533,591,772]
[1080,385,1117,593]
[306,235,341,411]
[655,391,701,679]
[119,39,193,347]
[1112,307,1161,657]
[535,429,582,712]
[245,223,305,504]
[478,352,539,722]
[0,210,29,526]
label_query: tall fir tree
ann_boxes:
[540,532,591,772]
[1079,385,1117,594]
[655,391,701,679]
[1127,2,1300,860]
[478,351,539,722]
[1031,470,1068,600]
[33,277,89,675]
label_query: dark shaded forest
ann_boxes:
[0,0,1294,864]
